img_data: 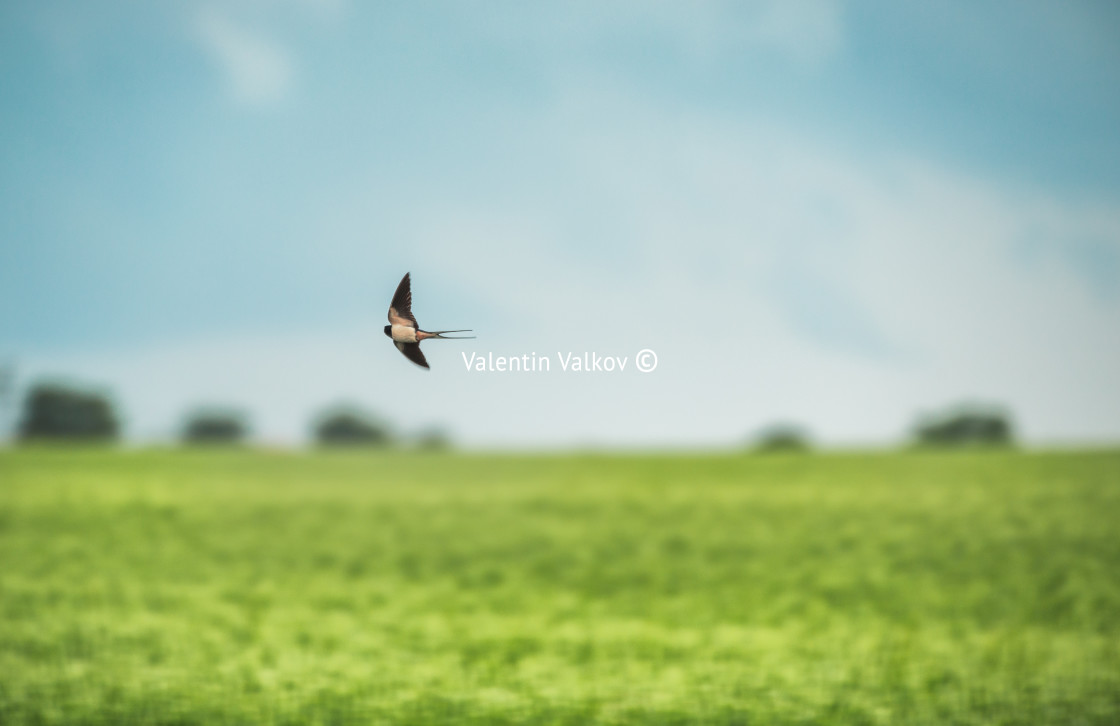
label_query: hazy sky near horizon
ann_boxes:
[2,1,1119,447]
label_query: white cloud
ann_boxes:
[744,0,844,66]
[194,7,293,106]
[360,86,1120,446]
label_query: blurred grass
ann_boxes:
[1,448,1118,724]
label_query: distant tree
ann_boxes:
[181,409,248,445]
[18,381,120,442]
[0,362,13,404]
[415,427,452,452]
[751,423,811,453]
[313,406,392,447]
[0,362,15,442]
[913,403,1014,448]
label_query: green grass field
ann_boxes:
[1,449,1118,724]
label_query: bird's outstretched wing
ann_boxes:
[394,341,429,369]
[388,272,418,328]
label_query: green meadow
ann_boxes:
[1,448,1118,724]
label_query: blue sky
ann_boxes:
[2,1,1119,446]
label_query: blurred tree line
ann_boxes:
[9,380,1014,452]
[749,403,1015,452]
[11,381,450,450]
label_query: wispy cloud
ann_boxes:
[1014,211,1120,302]
[65,81,1108,448]
[194,7,293,106]
[464,0,845,68]
[743,0,844,66]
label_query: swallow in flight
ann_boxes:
[384,272,474,369]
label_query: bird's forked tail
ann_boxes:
[421,329,475,340]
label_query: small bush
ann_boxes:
[913,403,1014,448]
[182,409,248,445]
[751,423,811,453]
[415,427,452,452]
[313,406,391,448]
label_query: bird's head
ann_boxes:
[383,325,392,338]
